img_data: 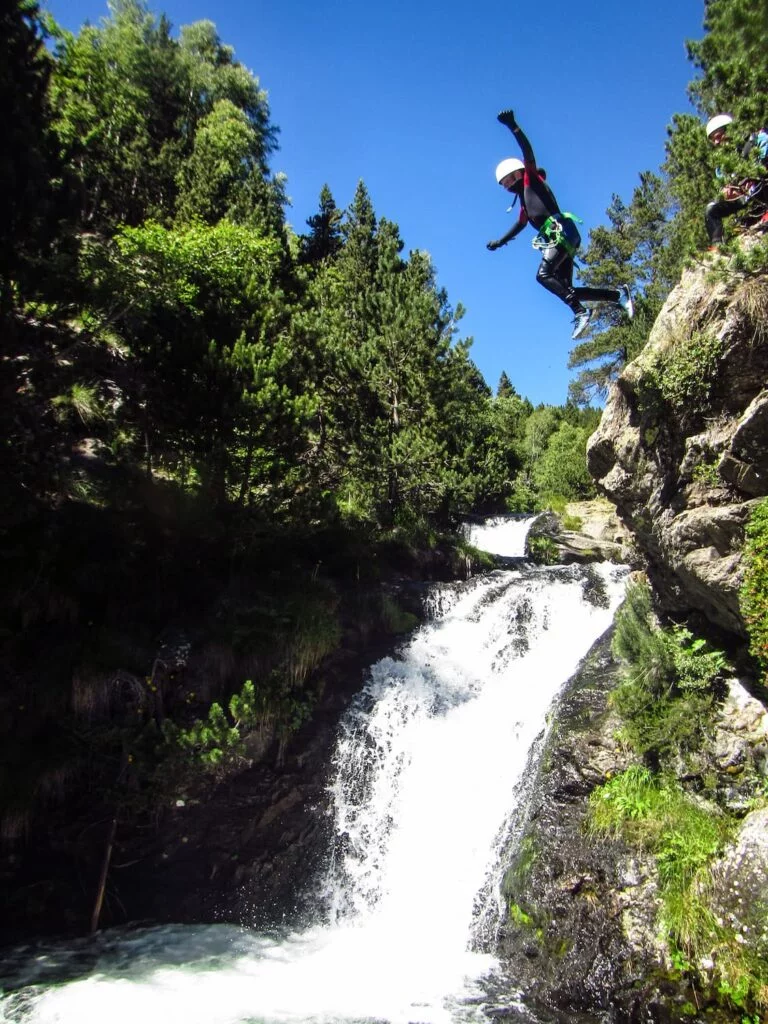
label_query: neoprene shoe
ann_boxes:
[571,309,593,340]
[618,284,634,319]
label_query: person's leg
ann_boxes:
[536,245,581,310]
[573,285,620,304]
[536,246,595,338]
[706,195,747,244]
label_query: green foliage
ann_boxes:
[611,579,728,760]
[51,382,104,424]
[588,769,728,950]
[692,460,721,487]
[48,2,278,232]
[568,172,672,404]
[638,330,723,417]
[164,676,314,769]
[740,498,768,683]
[379,594,419,635]
[0,0,54,304]
[727,238,768,277]
[612,579,674,693]
[667,625,730,692]
[532,422,596,501]
[561,513,583,531]
[589,765,768,1013]
[299,184,343,266]
[568,0,768,404]
[527,535,559,566]
[686,0,768,132]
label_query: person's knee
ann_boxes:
[536,262,555,286]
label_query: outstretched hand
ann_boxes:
[486,240,502,251]
[497,109,517,129]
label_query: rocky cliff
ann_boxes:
[494,631,768,1023]
[587,236,768,641]
[494,236,768,1021]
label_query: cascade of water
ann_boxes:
[0,521,626,1024]
[461,516,536,558]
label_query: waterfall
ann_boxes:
[0,519,626,1024]
[461,515,535,557]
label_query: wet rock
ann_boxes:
[494,632,674,1018]
[710,808,768,962]
[525,502,632,566]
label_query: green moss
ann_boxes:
[561,513,583,531]
[508,902,534,928]
[503,834,539,896]
[380,594,419,634]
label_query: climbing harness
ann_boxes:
[532,212,583,258]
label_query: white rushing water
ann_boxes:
[0,520,626,1024]
[461,516,534,557]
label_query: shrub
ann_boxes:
[740,498,768,685]
[610,580,728,761]
[638,330,723,417]
[527,535,559,565]
[164,677,313,769]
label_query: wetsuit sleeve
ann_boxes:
[510,125,537,171]
[494,210,528,246]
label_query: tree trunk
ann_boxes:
[90,816,118,934]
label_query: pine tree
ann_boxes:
[49,5,278,230]
[568,172,670,404]
[664,0,768,267]
[496,371,515,398]
[0,0,53,304]
[299,184,343,266]
[686,0,768,129]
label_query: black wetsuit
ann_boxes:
[706,130,768,244]
[495,122,621,314]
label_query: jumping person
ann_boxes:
[487,109,633,340]
[705,113,768,248]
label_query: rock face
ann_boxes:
[494,639,768,1022]
[587,239,768,638]
[494,633,675,1020]
[525,499,636,565]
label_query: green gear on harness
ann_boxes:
[532,212,583,258]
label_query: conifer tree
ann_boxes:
[686,0,768,129]
[299,185,343,266]
[664,0,768,267]
[568,172,670,404]
[0,0,53,304]
[496,371,514,398]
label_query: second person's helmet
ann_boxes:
[706,113,733,138]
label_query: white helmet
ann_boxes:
[495,157,525,183]
[706,113,733,138]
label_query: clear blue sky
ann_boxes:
[50,0,705,406]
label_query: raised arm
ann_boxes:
[497,109,536,169]
[487,211,528,250]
